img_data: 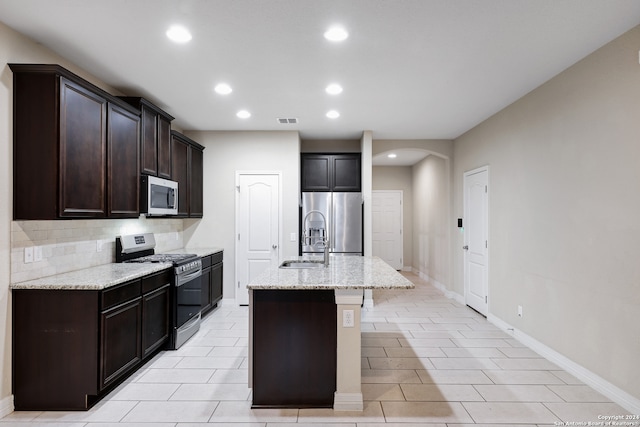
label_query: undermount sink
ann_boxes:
[279,260,326,269]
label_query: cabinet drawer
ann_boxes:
[210,251,223,265]
[142,269,172,294]
[201,255,212,269]
[101,279,141,311]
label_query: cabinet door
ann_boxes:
[59,77,107,217]
[140,105,157,176]
[142,284,170,358]
[201,266,212,314]
[157,116,172,179]
[190,146,204,217]
[211,261,223,305]
[107,103,140,217]
[100,297,142,390]
[301,155,331,191]
[332,154,361,192]
[171,136,189,217]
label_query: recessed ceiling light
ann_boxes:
[326,110,340,119]
[324,26,348,42]
[237,110,251,119]
[214,83,232,95]
[166,25,192,43]
[325,83,343,95]
[387,153,397,159]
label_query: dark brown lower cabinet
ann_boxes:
[252,290,336,408]
[100,297,142,389]
[12,269,171,410]
[201,251,223,316]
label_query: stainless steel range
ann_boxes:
[116,233,202,350]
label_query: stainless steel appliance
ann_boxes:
[300,192,363,256]
[116,233,201,350]
[140,175,179,216]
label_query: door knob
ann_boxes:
[463,245,469,250]
[272,244,278,249]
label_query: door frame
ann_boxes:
[463,165,489,315]
[372,190,404,270]
[234,171,283,306]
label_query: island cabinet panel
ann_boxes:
[252,290,336,408]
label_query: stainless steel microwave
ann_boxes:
[141,175,178,216]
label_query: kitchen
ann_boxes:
[1,0,640,424]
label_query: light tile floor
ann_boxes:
[2,272,631,426]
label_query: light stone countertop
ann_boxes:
[166,247,223,258]
[10,263,173,290]
[247,256,415,290]
[10,247,224,291]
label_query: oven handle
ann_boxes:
[176,267,202,287]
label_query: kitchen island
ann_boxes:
[247,256,414,411]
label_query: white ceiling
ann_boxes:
[1,0,640,144]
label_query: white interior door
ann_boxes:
[372,190,403,270]
[236,173,280,305]
[464,167,489,315]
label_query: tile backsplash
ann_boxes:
[11,217,185,283]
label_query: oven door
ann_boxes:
[172,267,202,349]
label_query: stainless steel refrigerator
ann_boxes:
[300,192,363,256]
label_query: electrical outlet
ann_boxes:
[343,309,355,328]
[34,246,43,262]
[290,232,296,242]
[518,305,523,317]
[24,247,33,263]
[97,240,103,252]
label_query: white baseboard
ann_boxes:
[402,265,412,272]
[488,314,640,415]
[333,392,363,411]
[412,268,465,305]
[0,395,13,418]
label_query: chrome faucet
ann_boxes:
[302,210,330,266]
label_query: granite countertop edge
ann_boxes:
[10,247,224,291]
[247,256,415,291]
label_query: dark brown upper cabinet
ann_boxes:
[107,103,141,218]
[10,64,141,220]
[170,131,204,218]
[301,153,361,192]
[119,97,174,179]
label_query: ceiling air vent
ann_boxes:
[277,118,298,124]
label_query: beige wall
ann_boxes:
[372,166,413,268]
[301,139,361,152]
[372,139,453,281]
[182,131,301,302]
[412,155,451,287]
[454,26,640,401]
